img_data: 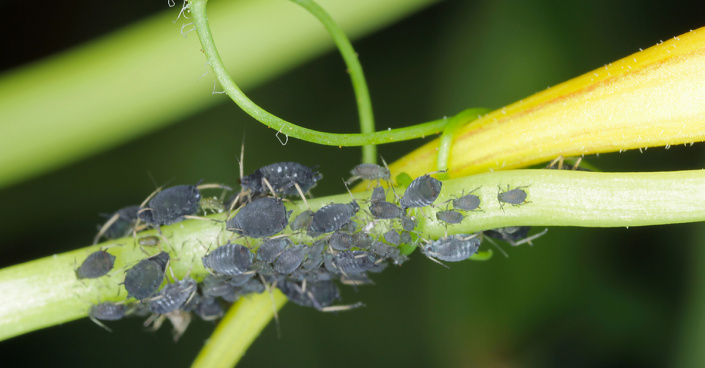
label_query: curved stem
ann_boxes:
[289,0,377,163]
[2,169,705,342]
[190,0,446,147]
[436,108,491,179]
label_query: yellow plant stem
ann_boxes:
[389,27,705,180]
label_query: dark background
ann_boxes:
[1,0,705,367]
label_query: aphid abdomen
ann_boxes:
[426,235,481,262]
[400,175,442,209]
[453,195,481,211]
[149,277,197,314]
[436,210,465,224]
[329,231,354,251]
[334,251,375,274]
[369,201,402,219]
[273,245,306,274]
[227,197,290,238]
[123,251,170,300]
[290,210,314,232]
[76,250,116,279]
[309,202,359,234]
[202,243,252,276]
[90,302,126,321]
[257,238,291,263]
[384,230,401,245]
[484,226,531,242]
[497,186,529,207]
[147,185,201,226]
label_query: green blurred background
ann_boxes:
[1,0,705,367]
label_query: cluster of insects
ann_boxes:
[76,160,546,338]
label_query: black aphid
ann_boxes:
[187,295,224,321]
[90,302,126,321]
[76,250,116,279]
[384,230,401,245]
[99,205,140,240]
[139,184,201,227]
[229,273,254,287]
[400,231,412,244]
[370,185,387,202]
[202,243,252,276]
[334,251,376,274]
[201,274,235,297]
[290,210,313,232]
[329,231,354,251]
[497,185,529,209]
[273,245,306,274]
[227,197,291,238]
[400,174,442,209]
[241,162,322,196]
[424,234,481,262]
[138,235,161,247]
[370,241,400,260]
[452,188,481,211]
[484,226,548,246]
[309,201,360,234]
[149,277,197,314]
[348,163,391,183]
[352,233,372,250]
[369,200,403,219]
[339,220,358,233]
[301,240,327,270]
[277,280,341,311]
[400,216,417,232]
[257,237,291,263]
[123,251,169,300]
[436,210,465,225]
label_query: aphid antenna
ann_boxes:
[226,192,244,219]
[509,228,549,247]
[293,182,312,211]
[481,235,509,258]
[93,213,121,245]
[320,302,366,313]
[88,315,114,333]
[259,273,281,338]
[196,182,233,191]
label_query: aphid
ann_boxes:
[188,295,223,321]
[400,174,442,209]
[202,243,252,276]
[277,280,341,311]
[384,230,401,245]
[436,210,464,225]
[228,272,255,287]
[139,184,201,227]
[352,233,372,250]
[240,162,322,196]
[424,234,481,262]
[273,245,306,275]
[451,188,481,211]
[201,274,235,297]
[149,276,197,314]
[95,205,141,242]
[257,237,292,263]
[370,185,387,201]
[301,240,327,270]
[76,250,116,279]
[329,231,354,251]
[370,241,400,260]
[484,226,548,246]
[369,200,403,219]
[89,302,126,321]
[339,220,358,233]
[399,231,412,244]
[123,251,170,300]
[227,197,291,238]
[138,235,161,247]
[348,163,391,184]
[400,216,417,232]
[309,201,360,234]
[290,210,313,232]
[497,185,529,210]
[334,251,376,274]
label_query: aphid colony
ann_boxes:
[78,161,541,336]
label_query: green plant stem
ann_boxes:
[436,108,491,179]
[190,0,447,147]
[1,169,704,342]
[289,0,377,164]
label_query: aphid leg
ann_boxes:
[423,252,451,269]
[93,213,121,245]
[572,157,583,170]
[320,302,366,312]
[481,236,509,258]
[261,177,278,198]
[182,214,224,223]
[547,155,565,170]
[89,315,113,333]
[259,274,281,338]
[226,192,244,219]
[509,228,549,246]
[293,182,312,211]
